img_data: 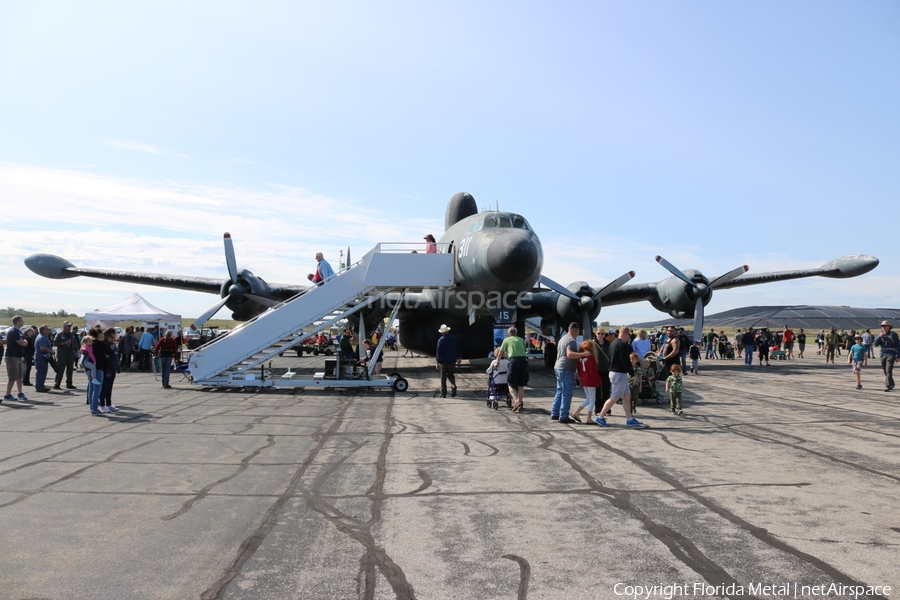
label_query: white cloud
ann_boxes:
[104,140,256,166]
[0,163,441,316]
[104,139,167,155]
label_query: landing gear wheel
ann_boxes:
[391,377,409,392]
[543,343,556,368]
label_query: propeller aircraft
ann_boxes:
[25,192,879,360]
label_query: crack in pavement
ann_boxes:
[161,434,276,521]
[395,469,432,497]
[289,396,417,598]
[501,554,530,600]
[360,393,417,598]
[504,413,759,597]
[0,432,117,477]
[692,416,900,484]
[775,535,900,547]
[574,429,890,600]
[642,429,703,453]
[199,399,351,599]
[0,437,161,509]
[840,423,900,440]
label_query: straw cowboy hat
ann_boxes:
[438,324,451,334]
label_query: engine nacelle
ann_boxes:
[222,269,274,320]
[553,281,596,325]
[528,282,602,337]
[649,271,712,319]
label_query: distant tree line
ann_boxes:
[0,307,80,318]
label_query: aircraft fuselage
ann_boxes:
[398,210,544,358]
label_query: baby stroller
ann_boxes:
[485,369,512,410]
[722,341,735,360]
[639,352,662,404]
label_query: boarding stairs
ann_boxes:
[188,244,455,386]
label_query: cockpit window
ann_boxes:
[475,214,532,230]
[466,219,483,234]
[511,215,531,230]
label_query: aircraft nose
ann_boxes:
[487,231,539,284]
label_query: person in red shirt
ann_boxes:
[571,340,602,423]
[783,325,795,359]
[154,330,180,389]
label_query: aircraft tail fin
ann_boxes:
[445,192,478,230]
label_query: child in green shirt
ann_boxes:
[666,364,684,415]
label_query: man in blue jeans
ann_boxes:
[551,322,591,423]
[138,327,156,371]
[33,325,55,392]
[742,330,756,366]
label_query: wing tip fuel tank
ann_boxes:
[24,254,78,279]
[820,255,879,278]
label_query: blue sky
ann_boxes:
[1,1,897,324]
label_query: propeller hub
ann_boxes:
[228,283,243,299]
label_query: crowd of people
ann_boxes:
[4,312,898,416]
[481,320,900,425]
[1,316,187,413]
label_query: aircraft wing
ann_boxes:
[24,253,305,300]
[594,283,658,307]
[712,263,872,290]
[601,255,879,306]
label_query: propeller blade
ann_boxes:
[191,296,229,331]
[709,265,749,289]
[223,233,238,284]
[245,293,280,308]
[593,270,636,300]
[346,246,351,268]
[583,312,592,341]
[539,275,580,300]
[655,255,693,286]
[692,296,704,343]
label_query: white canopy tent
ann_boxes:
[84,293,182,331]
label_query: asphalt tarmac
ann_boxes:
[1,349,898,600]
